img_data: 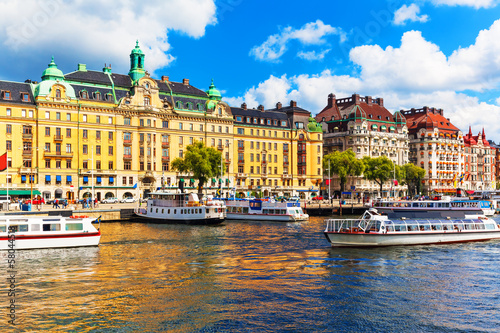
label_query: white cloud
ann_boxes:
[0,0,217,76]
[249,20,344,61]
[394,4,429,25]
[297,49,331,61]
[226,20,500,142]
[430,0,497,9]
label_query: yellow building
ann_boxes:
[231,101,323,199]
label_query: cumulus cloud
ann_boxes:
[249,20,344,61]
[394,4,429,25]
[430,0,497,9]
[225,19,500,141]
[297,49,331,61]
[0,0,217,77]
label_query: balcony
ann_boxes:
[22,149,32,157]
[281,174,292,180]
[22,133,33,140]
[44,151,73,158]
[238,159,245,165]
[238,145,244,151]
[123,154,132,160]
[54,135,63,142]
[162,156,170,162]
[18,167,31,174]
[236,173,248,178]
[261,173,267,178]
[217,145,224,151]
[161,141,169,147]
[124,139,133,146]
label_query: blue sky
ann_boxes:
[1,0,500,140]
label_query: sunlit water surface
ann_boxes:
[1,216,500,332]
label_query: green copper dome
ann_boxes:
[131,40,145,56]
[41,57,64,81]
[206,79,221,101]
[307,115,322,132]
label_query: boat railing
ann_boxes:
[325,219,371,233]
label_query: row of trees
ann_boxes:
[169,143,426,197]
[323,149,426,196]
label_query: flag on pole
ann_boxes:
[0,153,7,172]
[132,183,138,189]
[393,179,398,186]
[325,179,331,185]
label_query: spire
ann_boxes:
[128,41,145,83]
[206,79,221,101]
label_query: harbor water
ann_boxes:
[2,216,500,332]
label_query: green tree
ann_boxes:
[362,156,395,196]
[401,163,426,196]
[171,141,223,194]
[324,149,365,194]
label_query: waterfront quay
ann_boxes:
[0,200,367,220]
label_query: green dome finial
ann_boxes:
[307,115,322,132]
[206,79,221,101]
[41,56,64,81]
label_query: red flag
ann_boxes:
[0,153,6,172]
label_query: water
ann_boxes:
[2,216,500,332]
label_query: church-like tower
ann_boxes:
[128,41,145,83]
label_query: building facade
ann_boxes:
[463,127,496,191]
[0,43,231,202]
[231,101,323,199]
[316,93,409,197]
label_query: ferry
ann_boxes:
[134,192,225,225]
[0,215,101,250]
[374,197,494,218]
[324,209,500,247]
[225,198,309,222]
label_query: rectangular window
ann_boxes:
[67,113,71,121]
[45,159,51,168]
[96,115,100,123]
[162,120,168,128]
[83,114,87,122]
[83,145,88,154]
[6,141,11,151]
[237,128,244,135]
[83,130,88,139]
[109,131,113,140]
[96,145,101,155]
[66,128,71,138]
[66,144,71,153]
[56,160,61,169]
[96,131,101,140]
[29,110,34,117]
[108,117,113,124]
[109,161,113,169]
[109,146,113,155]
[124,117,131,125]
[56,112,61,120]
[124,162,131,170]
[66,160,71,169]
[45,127,50,136]
[6,108,11,116]
[6,124,11,134]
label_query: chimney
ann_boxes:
[258,105,265,111]
[161,76,169,83]
[353,94,360,104]
[183,78,189,86]
[241,103,247,110]
[376,97,383,106]
[276,102,282,109]
[327,93,336,107]
[365,96,372,106]
[78,63,87,72]
[290,100,297,107]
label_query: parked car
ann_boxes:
[120,197,136,203]
[312,196,324,200]
[289,196,300,201]
[102,197,119,204]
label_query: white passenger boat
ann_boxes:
[0,215,101,250]
[225,198,309,222]
[134,192,225,225]
[374,197,494,218]
[324,209,500,247]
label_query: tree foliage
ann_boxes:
[323,149,365,193]
[171,141,223,193]
[362,156,395,195]
[401,163,426,196]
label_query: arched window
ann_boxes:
[81,90,88,99]
[95,92,101,100]
[144,96,150,106]
[55,89,61,99]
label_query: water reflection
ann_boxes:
[0,217,499,332]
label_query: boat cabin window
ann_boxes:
[66,223,83,231]
[43,223,61,231]
[31,224,40,231]
[0,225,6,232]
[412,203,418,207]
[9,225,29,232]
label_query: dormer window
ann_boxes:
[176,101,182,109]
[377,115,381,119]
[197,103,203,111]
[368,114,372,118]
[106,93,113,101]
[3,91,11,100]
[144,82,150,89]
[253,118,258,124]
[94,92,101,100]
[55,89,61,99]
[21,93,30,102]
[81,90,88,99]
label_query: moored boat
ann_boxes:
[0,215,101,250]
[374,197,494,218]
[324,209,500,247]
[225,198,309,222]
[134,192,225,225]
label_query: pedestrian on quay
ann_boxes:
[55,199,60,209]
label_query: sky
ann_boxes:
[1,0,500,141]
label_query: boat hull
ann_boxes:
[376,208,486,219]
[324,230,500,247]
[226,213,308,222]
[134,213,224,225]
[0,232,101,250]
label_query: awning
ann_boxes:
[45,175,51,181]
[180,178,184,182]
[371,124,378,129]
[380,125,387,130]
[56,175,61,182]
[21,175,26,181]
[83,176,88,182]
[190,179,195,182]
[97,176,102,182]
[0,190,41,195]
[109,176,114,183]
[67,175,72,182]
